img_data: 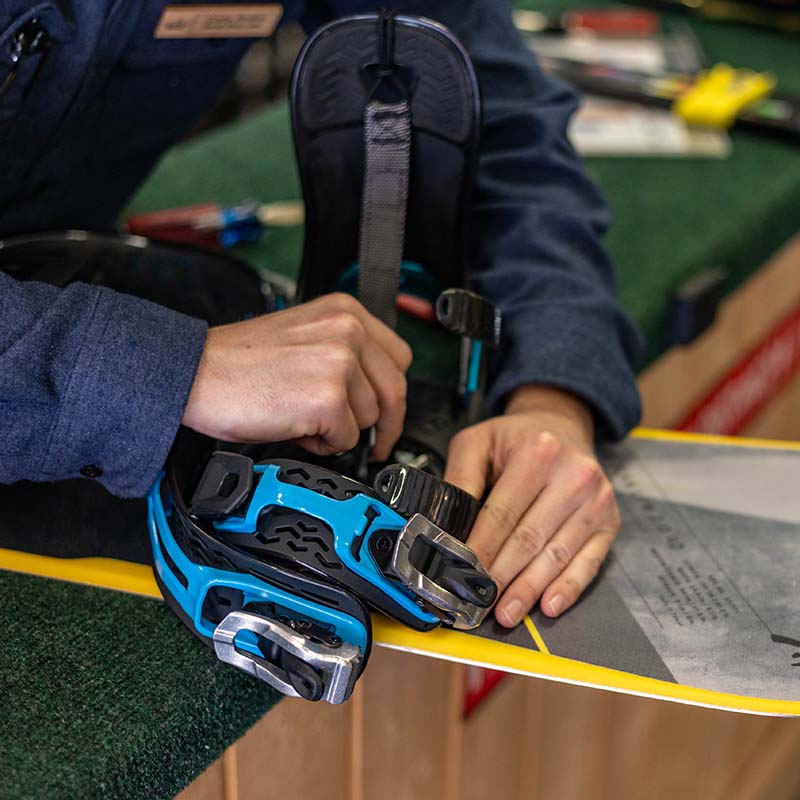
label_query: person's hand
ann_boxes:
[182,293,412,460]
[444,386,620,626]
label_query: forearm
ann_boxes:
[0,272,206,497]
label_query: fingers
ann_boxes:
[464,432,560,568]
[308,294,412,459]
[360,340,407,461]
[443,426,492,500]
[540,529,617,618]
[296,401,361,456]
[322,293,413,372]
[488,457,601,592]
[494,480,619,627]
[347,360,381,431]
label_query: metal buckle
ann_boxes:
[389,514,497,630]
[212,611,362,704]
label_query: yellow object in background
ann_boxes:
[674,63,775,128]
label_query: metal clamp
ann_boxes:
[389,514,498,630]
[213,611,362,704]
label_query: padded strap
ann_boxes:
[357,98,411,329]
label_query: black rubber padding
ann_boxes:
[290,12,481,302]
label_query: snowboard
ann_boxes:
[2,429,798,716]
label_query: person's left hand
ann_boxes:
[444,385,620,627]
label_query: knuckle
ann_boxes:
[515,522,549,555]
[384,371,407,407]
[320,382,350,417]
[342,427,360,451]
[594,481,621,529]
[368,401,381,427]
[516,573,542,601]
[543,540,572,570]
[585,555,605,582]
[559,575,583,598]
[328,311,364,343]
[328,342,358,373]
[595,480,616,510]
[570,458,601,494]
[327,292,360,313]
[473,546,494,572]
[484,500,518,529]
[532,431,562,462]
[449,428,472,451]
[398,340,413,370]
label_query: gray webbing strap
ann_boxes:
[357,98,411,329]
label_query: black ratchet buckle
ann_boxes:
[374,465,498,629]
[390,515,497,630]
[213,611,363,704]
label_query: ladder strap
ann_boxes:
[357,98,411,328]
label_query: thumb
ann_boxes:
[444,426,492,500]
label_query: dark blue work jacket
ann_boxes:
[0,0,643,497]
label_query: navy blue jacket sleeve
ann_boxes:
[324,0,644,439]
[423,0,644,438]
[0,273,206,497]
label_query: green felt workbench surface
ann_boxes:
[1,571,279,800]
[4,6,800,800]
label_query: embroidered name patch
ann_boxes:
[155,4,283,38]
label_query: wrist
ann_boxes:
[182,326,225,434]
[504,385,595,440]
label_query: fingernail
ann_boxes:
[499,599,523,627]
[548,594,564,616]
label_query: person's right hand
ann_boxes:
[182,293,412,460]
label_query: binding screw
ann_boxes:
[376,534,392,553]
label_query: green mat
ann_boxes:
[0,570,279,800]
[4,5,800,799]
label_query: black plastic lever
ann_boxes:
[436,289,502,346]
[188,451,253,518]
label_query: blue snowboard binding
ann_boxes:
[150,10,504,703]
[149,432,497,703]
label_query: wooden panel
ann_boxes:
[721,718,800,800]
[508,677,800,800]
[639,234,800,430]
[744,369,800,441]
[178,669,800,800]
[177,760,224,800]
[443,664,465,800]
[461,676,527,800]
[235,694,352,800]
[522,681,617,800]
[360,647,453,800]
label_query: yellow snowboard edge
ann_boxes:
[1,545,798,717]
[2,429,799,717]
